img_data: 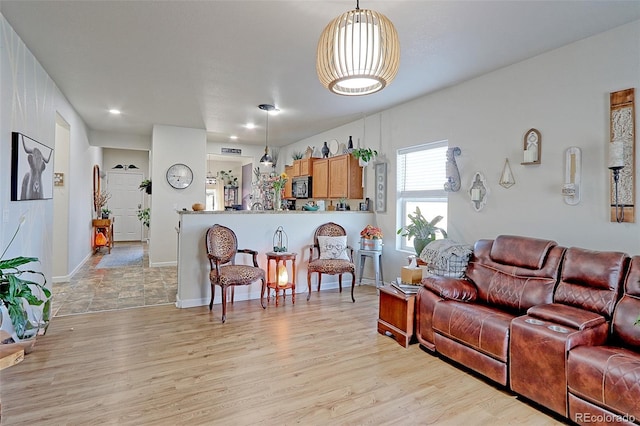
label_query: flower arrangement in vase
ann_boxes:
[360,225,383,250]
[269,172,288,210]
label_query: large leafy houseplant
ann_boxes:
[397,206,448,256]
[0,217,51,343]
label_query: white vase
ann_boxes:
[0,304,37,353]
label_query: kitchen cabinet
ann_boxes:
[293,158,313,177]
[284,165,293,199]
[312,158,329,199]
[328,154,363,199]
[311,154,362,200]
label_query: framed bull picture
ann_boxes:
[11,132,54,201]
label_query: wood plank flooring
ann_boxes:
[0,286,567,425]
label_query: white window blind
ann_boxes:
[397,141,448,196]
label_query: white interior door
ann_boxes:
[107,171,144,241]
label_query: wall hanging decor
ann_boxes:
[609,88,635,223]
[444,146,461,192]
[468,172,489,212]
[11,132,54,201]
[374,162,387,213]
[521,128,541,165]
[54,172,64,187]
[499,159,516,189]
[562,147,581,205]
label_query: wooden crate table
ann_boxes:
[264,252,296,306]
[377,284,417,348]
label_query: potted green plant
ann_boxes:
[351,148,378,166]
[292,151,304,160]
[397,206,448,256]
[101,208,111,219]
[139,179,152,195]
[137,204,150,228]
[0,217,51,353]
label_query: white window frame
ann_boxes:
[396,140,448,253]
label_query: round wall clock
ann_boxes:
[166,163,193,189]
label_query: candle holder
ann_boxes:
[273,226,288,252]
[610,165,625,223]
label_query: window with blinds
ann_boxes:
[396,141,448,252]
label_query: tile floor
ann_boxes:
[52,242,177,317]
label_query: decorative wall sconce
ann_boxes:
[499,159,515,189]
[609,139,625,222]
[469,172,488,212]
[444,147,461,192]
[521,128,541,165]
[608,88,635,223]
[562,147,581,205]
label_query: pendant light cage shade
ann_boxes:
[317,7,400,96]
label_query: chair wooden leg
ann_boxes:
[317,274,322,292]
[350,272,356,303]
[307,271,312,301]
[230,287,235,304]
[221,285,227,323]
[209,283,215,310]
[261,279,266,309]
[338,274,343,293]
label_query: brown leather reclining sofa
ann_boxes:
[416,235,639,425]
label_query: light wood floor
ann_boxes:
[1,286,567,425]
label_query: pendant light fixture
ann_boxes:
[259,104,275,166]
[316,0,400,96]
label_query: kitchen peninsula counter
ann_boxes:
[176,210,373,308]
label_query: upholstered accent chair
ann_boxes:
[307,222,356,302]
[205,224,266,323]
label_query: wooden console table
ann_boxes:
[92,218,114,253]
[378,285,417,348]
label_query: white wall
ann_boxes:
[288,21,640,275]
[149,125,206,266]
[90,130,151,151]
[1,14,98,286]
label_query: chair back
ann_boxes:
[555,247,629,319]
[205,225,238,266]
[611,255,640,350]
[313,222,346,246]
[466,235,565,313]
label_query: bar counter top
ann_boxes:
[178,209,370,214]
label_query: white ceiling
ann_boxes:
[2,1,639,147]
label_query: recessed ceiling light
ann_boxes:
[109,109,121,115]
[230,135,238,140]
[245,123,255,129]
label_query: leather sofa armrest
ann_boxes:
[527,303,606,330]
[422,276,477,302]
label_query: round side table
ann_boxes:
[263,252,297,307]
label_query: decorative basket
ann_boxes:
[360,238,382,251]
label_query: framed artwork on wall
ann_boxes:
[11,132,54,201]
[374,162,387,212]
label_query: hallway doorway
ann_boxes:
[107,170,144,241]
